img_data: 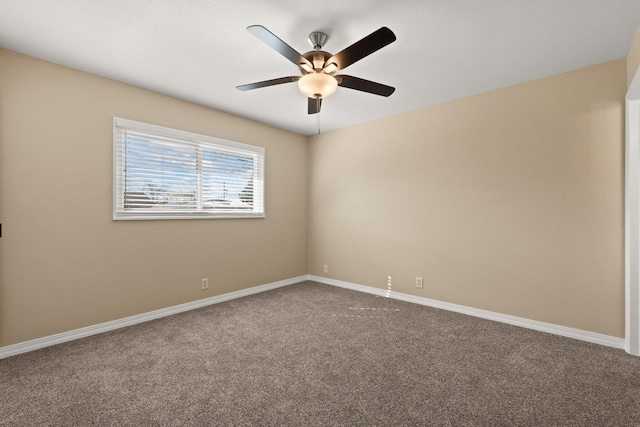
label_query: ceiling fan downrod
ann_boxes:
[308,32,328,51]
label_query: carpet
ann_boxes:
[1,281,640,426]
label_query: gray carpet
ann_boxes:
[1,281,640,426]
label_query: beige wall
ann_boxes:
[308,59,626,337]
[0,49,308,346]
[628,23,640,88]
[0,47,630,348]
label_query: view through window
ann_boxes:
[113,118,264,219]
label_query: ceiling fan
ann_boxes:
[236,25,396,114]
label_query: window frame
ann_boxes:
[113,117,265,220]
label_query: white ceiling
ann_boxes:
[1,1,640,136]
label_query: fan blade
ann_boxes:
[336,75,395,97]
[325,27,396,71]
[308,97,322,114]
[247,25,313,69]
[236,76,300,91]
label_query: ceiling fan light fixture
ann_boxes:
[322,62,338,74]
[298,72,338,99]
[299,63,314,74]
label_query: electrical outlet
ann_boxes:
[416,277,423,289]
[201,278,209,290]
[323,264,329,274]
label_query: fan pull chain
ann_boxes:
[316,97,321,141]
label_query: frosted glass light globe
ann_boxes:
[298,72,338,99]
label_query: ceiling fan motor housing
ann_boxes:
[298,49,339,99]
[300,51,333,73]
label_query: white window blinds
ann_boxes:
[114,118,264,220]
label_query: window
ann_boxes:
[114,118,264,220]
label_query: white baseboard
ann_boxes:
[307,275,625,350]
[1,274,626,359]
[0,275,306,359]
